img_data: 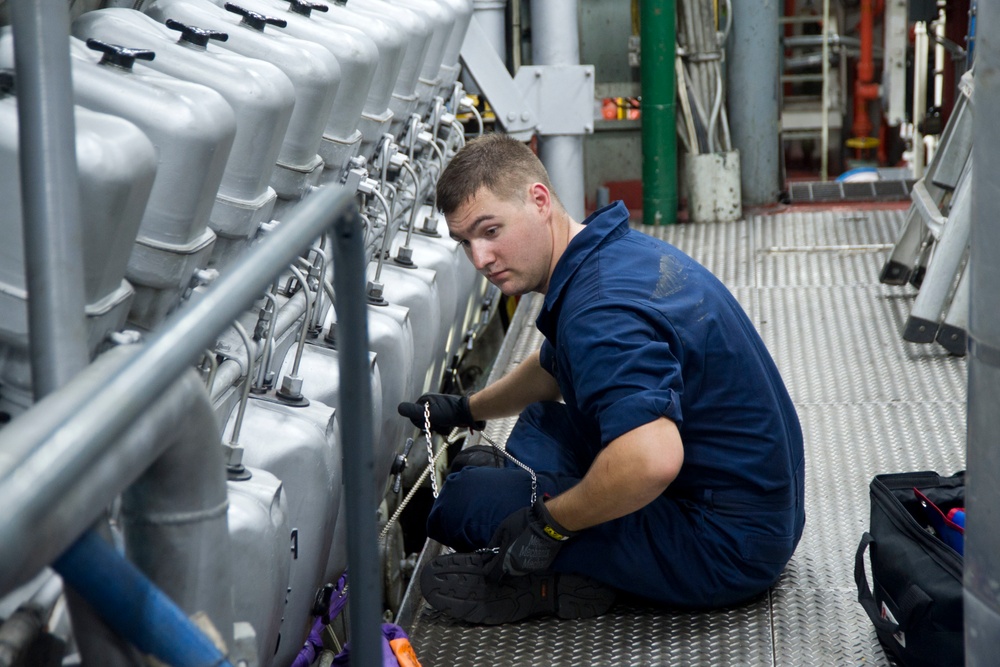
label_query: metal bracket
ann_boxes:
[882,0,908,126]
[459,16,535,140]
[460,17,594,140]
[513,65,595,136]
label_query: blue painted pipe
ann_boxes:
[53,530,233,667]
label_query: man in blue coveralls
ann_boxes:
[398,134,805,625]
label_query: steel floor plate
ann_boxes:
[403,208,966,666]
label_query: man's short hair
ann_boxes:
[436,134,559,215]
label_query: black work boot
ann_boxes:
[420,551,615,625]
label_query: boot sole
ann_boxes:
[420,552,615,625]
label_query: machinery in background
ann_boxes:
[780,0,975,182]
[0,0,501,665]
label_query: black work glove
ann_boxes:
[397,393,485,435]
[485,497,577,581]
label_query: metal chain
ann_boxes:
[478,431,537,506]
[423,401,439,498]
[380,405,541,549]
[368,421,541,586]
[378,432,451,546]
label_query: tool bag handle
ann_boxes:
[855,532,933,635]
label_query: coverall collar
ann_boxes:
[542,200,631,312]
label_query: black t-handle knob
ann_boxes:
[0,69,14,94]
[224,3,288,31]
[281,0,329,18]
[165,18,230,47]
[86,38,156,70]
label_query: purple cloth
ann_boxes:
[289,572,350,667]
[325,572,349,623]
[289,617,326,667]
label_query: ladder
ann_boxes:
[880,71,974,355]
[779,4,846,180]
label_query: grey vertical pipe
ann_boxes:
[9,0,89,394]
[473,0,508,64]
[531,0,586,221]
[966,1,1000,662]
[120,368,235,654]
[726,0,781,205]
[9,2,135,664]
[0,347,235,655]
[331,208,381,667]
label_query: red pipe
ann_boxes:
[852,0,881,140]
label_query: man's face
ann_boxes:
[446,185,554,296]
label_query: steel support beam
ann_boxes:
[965,0,1000,661]
[331,207,382,667]
[727,0,781,205]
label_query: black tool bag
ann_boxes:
[855,470,964,667]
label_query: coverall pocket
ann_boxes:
[741,533,795,564]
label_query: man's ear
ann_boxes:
[528,182,551,215]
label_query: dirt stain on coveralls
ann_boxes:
[652,255,685,299]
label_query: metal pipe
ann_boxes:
[851,0,879,140]
[308,246,330,331]
[473,0,508,63]
[933,9,945,109]
[538,136,586,221]
[370,187,397,285]
[726,0,781,204]
[9,0,90,396]
[227,322,256,445]
[640,0,678,225]
[511,0,523,69]
[255,291,280,391]
[119,366,235,653]
[401,161,423,246]
[383,181,399,223]
[532,0,587,221]
[912,22,929,179]
[966,0,1000,660]
[10,2,134,663]
[821,0,830,181]
[0,344,235,653]
[201,349,220,393]
[331,206,381,667]
[467,103,485,136]
[0,185,356,593]
[286,265,314,376]
[451,120,468,148]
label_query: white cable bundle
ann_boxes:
[676,0,733,156]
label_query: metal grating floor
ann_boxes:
[402,207,967,666]
[788,180,914,203]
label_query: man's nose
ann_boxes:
[469,242,492,270]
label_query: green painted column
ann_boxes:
[640,0,677,225]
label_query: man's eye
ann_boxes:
[484,227,498,237]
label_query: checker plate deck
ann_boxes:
[401,208,965,666]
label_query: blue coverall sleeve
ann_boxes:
[556,300,685,444]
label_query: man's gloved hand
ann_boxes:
[485,497,577,581]
[397,393,485,435]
